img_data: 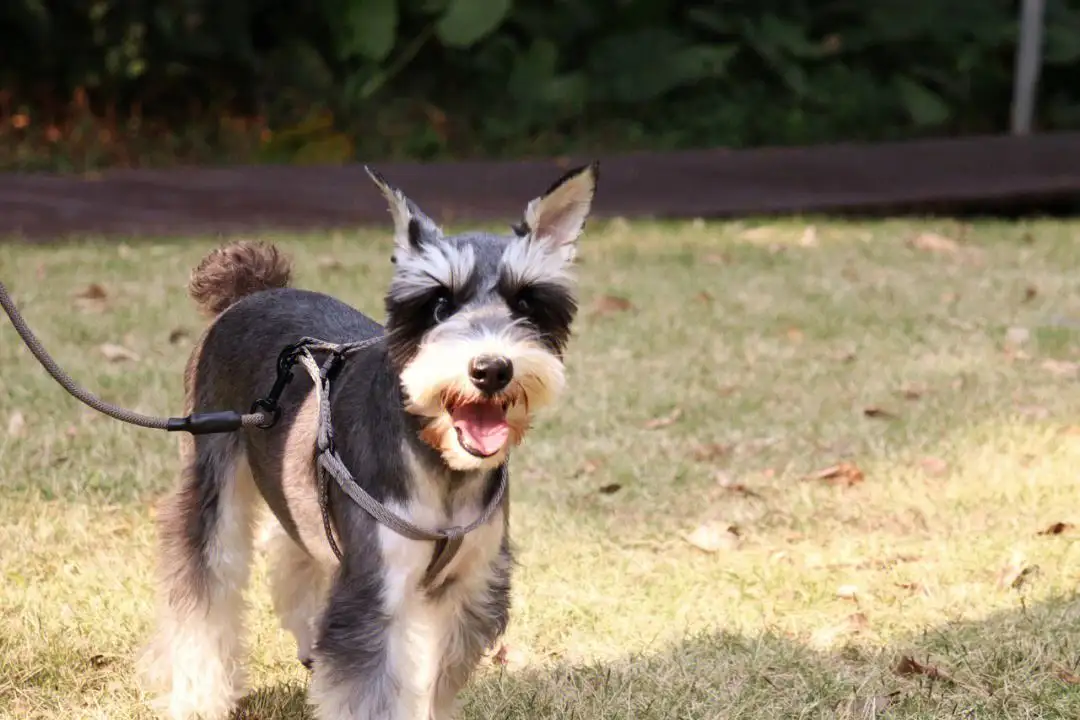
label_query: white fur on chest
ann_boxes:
[375,451,506,716]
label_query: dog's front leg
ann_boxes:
[308,564,436,720]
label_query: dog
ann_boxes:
[138,162,599,719]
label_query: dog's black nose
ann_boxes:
[468,355,513,394]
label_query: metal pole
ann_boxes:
[1011,0,1047,135]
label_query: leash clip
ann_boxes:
[249,341,312,429]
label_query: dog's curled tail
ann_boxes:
[188,240,292,317]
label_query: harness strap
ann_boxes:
[296,348,508,589]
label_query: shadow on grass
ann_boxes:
[465,592,1080,719]
[227,594,1080,719]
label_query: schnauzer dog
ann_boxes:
[139,163,599,719]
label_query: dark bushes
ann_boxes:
[1,0,1078,170]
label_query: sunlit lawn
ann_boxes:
[2,217,1080,718]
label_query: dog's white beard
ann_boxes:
[400,333,565,470]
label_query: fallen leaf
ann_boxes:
[168,327,191,344]
[836,584,860,601]
[88,654,115,668]
[489,643,527,669]
[740,226,778,241]
[1005,327,1031,346]
[909,232,959,254]
[317,255,344,270]
[898,385,926,400]
[807,462,865,487]
[576,459,603,476]
[703,253,731,265]
[1042,359,1080,378]
[895,581,930,597]
[683,522,741,553]
[786,327,804,343]
[855,554,922,571]
[591,294,634,317]
[895,655,953,683]
[491,644,509,665]
[917,457,949,476]
[644,408,682,430]
[714,472,763,499]
[863,406,897,420]
[99,343,140,363]
[996,550,1040,590]
[1055,667,1080,684]
[846,611,869,629]
[693,291,714,303]
[598,483,622,495]
[849,692,900,716]
[1037,522,1073,536]
[691,443,732,462]
[73,282,110,312]
[73,283,108,301]
[7,411,26,437]
[799,225,818,247]
[1023,285,1038,303]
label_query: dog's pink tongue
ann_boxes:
[452,402,510,456]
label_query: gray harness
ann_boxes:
[295,339,508,588]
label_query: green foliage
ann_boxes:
[1,0,1080,170]
[342,0,399,61]
[435,0,512,48]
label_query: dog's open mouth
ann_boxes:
[450,399,510,458]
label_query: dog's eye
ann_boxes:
[512,293,531,316]
[433,293,453,323]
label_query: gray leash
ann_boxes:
[2,279,506,582]
[296,346,508,585]
[0,279,273,433]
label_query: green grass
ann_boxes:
[3,218,1080,718]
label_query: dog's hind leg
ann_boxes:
[139,432,258,720]
[265,521,330,669]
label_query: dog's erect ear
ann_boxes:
[515,162,599,261]
[365,166,443,255]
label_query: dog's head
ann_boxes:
[369,164,599,471]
